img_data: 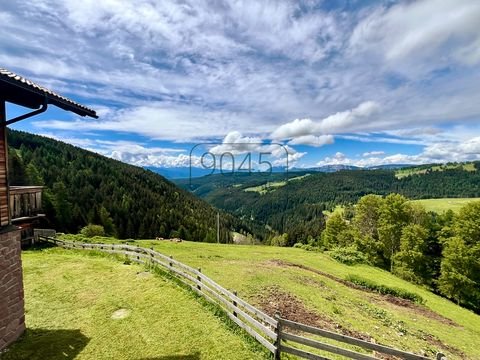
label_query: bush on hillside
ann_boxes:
[80,224,105,238]
[293,243,322,252]
[329,246,369,265]
[346,274,424,304]
[269,233,289,247]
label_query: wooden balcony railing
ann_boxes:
[9,186,43,222]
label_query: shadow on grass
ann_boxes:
[139,354,200,360]
[1,328,89,360]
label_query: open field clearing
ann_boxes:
[395,163,477,179]
[2,248,267,360]
[244,174,311,194]
[410,198,480,213]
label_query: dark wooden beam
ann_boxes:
[0,99,11,226]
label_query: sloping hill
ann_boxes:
[7,129,249,241]
[4,248,266,360]
[105,239,479,359]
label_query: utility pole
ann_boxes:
[216,212,220,244]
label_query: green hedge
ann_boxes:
[346,274,424,304]
[329,247,368,265]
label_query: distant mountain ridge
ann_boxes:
[149,164,415,180]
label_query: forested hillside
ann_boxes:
[177,164,480,243]
[7,129,249,241]
[320,194,480,312]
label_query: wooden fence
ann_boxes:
[276,318,445,360]
[38,236,446,360]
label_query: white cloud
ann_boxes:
[316,152,348,166]
[271,101,380,140]
[338,135,425,146]
[362,151,385,157]
[4,0,480,168]
[208,131,306,168]
[38,133,195,167]
[288,134,334,147]
[349,0,480,72]
[33,103,271,142]
[317,136,480,168]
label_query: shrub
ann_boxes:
[80,224,105,238]
[293,243,321,252]
[270,233,289,247]
[346,274,424,304]
[329,246,368,265]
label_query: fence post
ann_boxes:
[233,290,238,317]
[436,353,446,360]
[274,313,282,360]
[197,268,202,291]
[169,255,173,268]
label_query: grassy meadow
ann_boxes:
[48,236,480,359]
[3,248,267,360]
[7,238,480,359]
[395,163,476,179]
[410,198,480,213]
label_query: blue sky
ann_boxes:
[2,0,480,170]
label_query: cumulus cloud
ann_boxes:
[288,134,334,147]
[317,152,348,166]
[271,101,380,140]
[199,131,306,169]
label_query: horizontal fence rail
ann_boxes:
[37,236,446,360]
[277,318,444,360]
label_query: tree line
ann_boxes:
[184,165,480,243]
[320,194,479,312]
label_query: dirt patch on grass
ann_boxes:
[265,259,460,328]
[257,285,322,326]
[422,333,467,359]
[256,286,462,360]
[257,285,370,341]
[374,295,460,327]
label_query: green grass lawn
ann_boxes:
[410,198,480,213]
[3,248,267,360]
[78,238,479,360]
[10,239,480,359]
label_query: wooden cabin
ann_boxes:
[0,68,97,351]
